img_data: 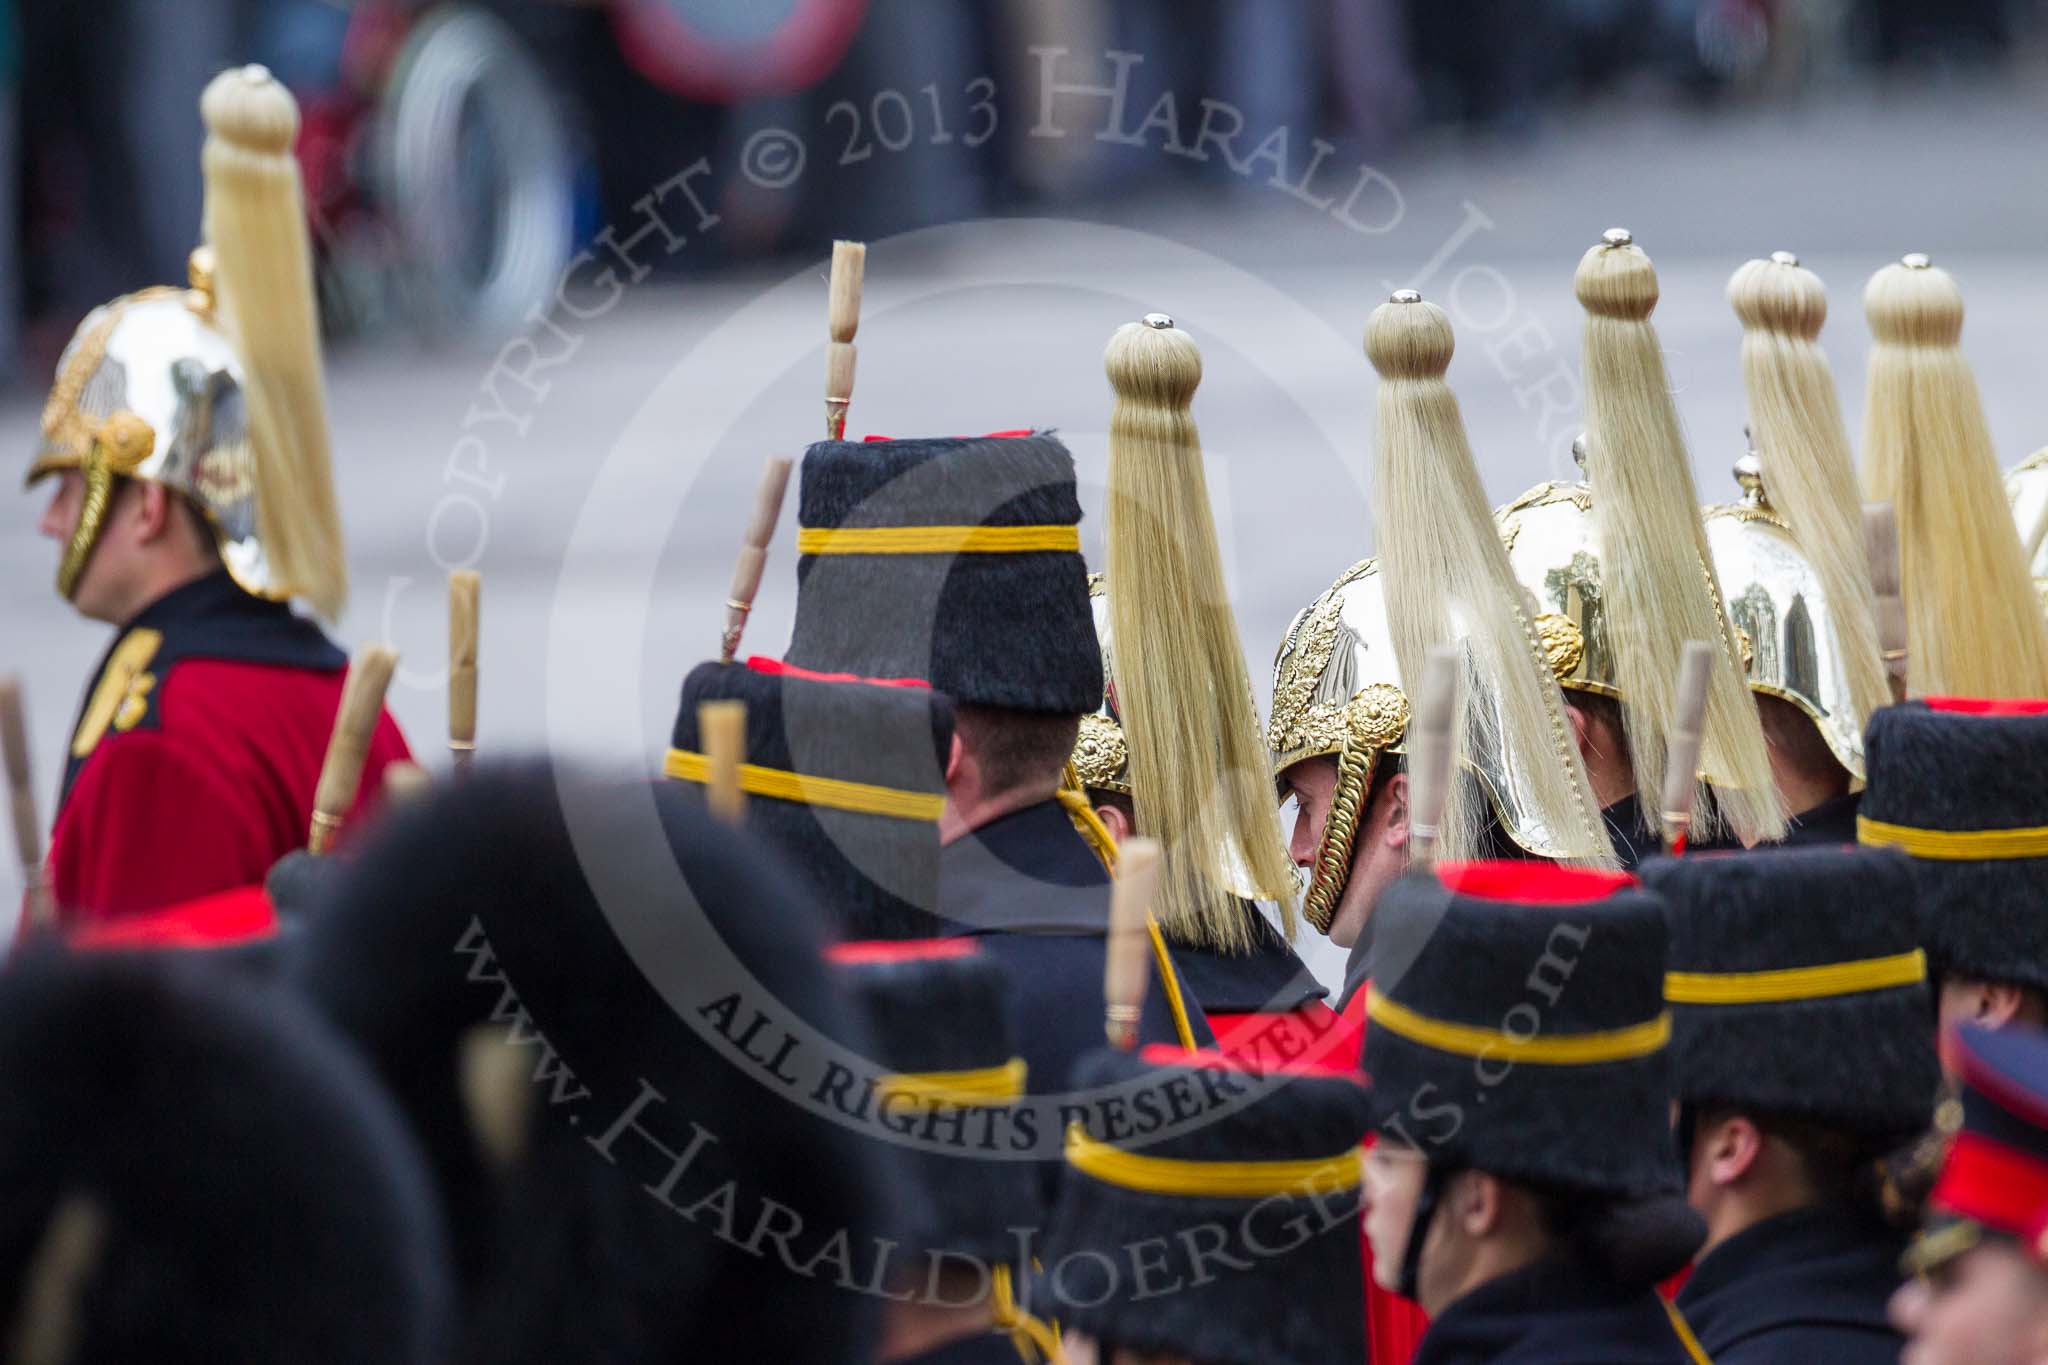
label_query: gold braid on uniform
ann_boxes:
[1303,735,1379,935]
[990,1264,1067,1364]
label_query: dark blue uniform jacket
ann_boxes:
[1676,1205,1905,1364]
[1415,1254,1706,1364]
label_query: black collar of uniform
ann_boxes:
[119,569,345,672]
[1601,795,1656,872]
[1602,792,1747,871]
[61,570,346,805]
[1675,1202,1904,1352]
[1417,1253,1696,1365]
[1167,902,1327,1013]
[1782,790,1864,848]
[938,798,1111,935]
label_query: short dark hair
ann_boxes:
[953,705,1080,798]
[112,476,222,563]
[1088,789,1134,825]
[1695,1104,1874,1211]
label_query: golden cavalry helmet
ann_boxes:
[1703,447,1868,781]
[2006,448,2048,606]
[26,66,344,619]
[1265,558,1410,934]
[1070,575,1131,798]
[1493,441,1611,703]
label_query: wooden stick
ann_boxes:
[824,240,865,440]
[382,760,432,808]
[310,645,399,854]
[699,701,747,825]
[1864,503,1909,704]
[1105,836,1162,1049]
[1405,646,1461,870]
[1660,641,1715,855]
[448,570,479,769]
[0,677,51,929]
[721,457,795,663]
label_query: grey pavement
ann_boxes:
[6,67,2047,977]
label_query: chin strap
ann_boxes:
[1400,1164,1453,1303]
[990,1263,1067,1364]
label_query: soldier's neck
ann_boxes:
[939,780,1061,845]
[1692,1129,1820,1259]
[1768,747,1851,824]
[875,1295,998,1361]
[118,557,222,628]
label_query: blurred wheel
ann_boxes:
[378,5,575,339]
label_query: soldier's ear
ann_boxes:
[1565,702,1592,758]
[944,732,966,785]
[1454,1169,1506,1237]
[1382,772,1410,849]
[1094,802,1131,844]
[1978,982,2037,1030]
[1703,1114,1764,1187]
[131,481,177,545]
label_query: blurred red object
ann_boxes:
[69,885,277,952]
[612,0,867,101]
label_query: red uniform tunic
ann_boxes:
[44,571,409,927]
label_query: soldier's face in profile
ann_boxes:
[37,469,83,548]
[1362,1139,1428,1292]
[1282,756,1409,949]
[1892,1239,2048,1365]
[37,470,126,622]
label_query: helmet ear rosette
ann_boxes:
[1071,577,1132,797]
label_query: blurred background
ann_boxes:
[7,0,2041,364]
[5,0,2048,955]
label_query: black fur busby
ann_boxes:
[785,435,1102,714]
[672,660,951,940]
[0,952,451,1363]
[1863,699,2048,991]
[296,762,888,1364]
[829,941,1040,1268]
[1036,1046,1370,1365]
[1641,847,1939,1143]
[1363,862,1678,1200]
